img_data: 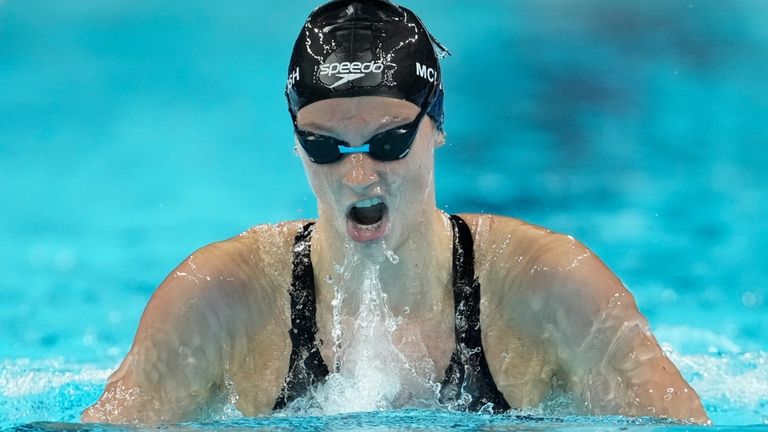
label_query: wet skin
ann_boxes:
[82,97,709,425]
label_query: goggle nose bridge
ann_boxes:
[337,144,371,154]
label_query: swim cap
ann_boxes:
[286,0,447,131]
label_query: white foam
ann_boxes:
[287,241,439,414]
[0,358,113,397]
[667,350,768,410]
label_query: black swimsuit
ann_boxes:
[273,215,510,412]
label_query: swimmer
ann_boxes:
[82,0,709,424]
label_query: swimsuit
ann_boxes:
[273,215,510,412]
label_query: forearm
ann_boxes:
[611,324,708,423]
[82,305,224,424]
[568,322,709,424]
[82,371,219,424]
[82,376,167,424]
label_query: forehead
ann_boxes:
[296,96,420,129]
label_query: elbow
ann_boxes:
[662,391,711,425]
[80,404,105,423]
[634,398,711,426]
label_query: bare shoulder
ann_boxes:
[458,213,707,422]
[147,220,309,317]
[457,213,597,289]
[458,212,628,331]
[82,220,311,423]
[214,220,313,292]
[459,213,589,266]
[143,219,315,355]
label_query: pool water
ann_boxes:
[1,0,767,430]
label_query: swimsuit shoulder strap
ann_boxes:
[440,214,511,412]
[273,221,330,410]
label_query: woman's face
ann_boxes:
[296,96,441,249]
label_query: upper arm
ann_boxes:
[528,235,709,423]
[82,242,254,424]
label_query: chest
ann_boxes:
[228,264,559,413]
[313,292,457,384]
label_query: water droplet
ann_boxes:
[385,249,399,264]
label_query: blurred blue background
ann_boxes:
[1,0,767,427]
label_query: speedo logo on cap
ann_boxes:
[319,61,385,88]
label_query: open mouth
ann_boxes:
[346,197,389,242]
[349,197,386,226]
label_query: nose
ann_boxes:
[341,153,379,192]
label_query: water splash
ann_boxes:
[0,359,111,428]
[666,349,768,425]
[384,249,400,265]
[286,240,438,414]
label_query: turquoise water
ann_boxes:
[1,0,767,430]
[3,410,761,432]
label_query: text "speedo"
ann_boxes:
[319,61,385,75]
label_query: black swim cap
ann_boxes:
[286,0,447,131]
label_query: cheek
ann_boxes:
[391,146,434,194]
[408,136,435,176]
[409,126,436,171]
[302,158,339,202]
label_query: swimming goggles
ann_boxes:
[294,109,427,164]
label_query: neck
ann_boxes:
[311,207,453,317]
